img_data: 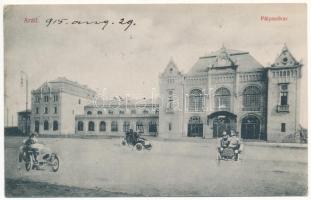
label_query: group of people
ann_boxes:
[125,129,140,144]
[217,130,241,154]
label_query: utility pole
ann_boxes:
[21,71,29,135]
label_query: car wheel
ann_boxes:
[51,155,59,172]
[135,143,143,151]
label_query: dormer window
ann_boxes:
[87,111,92,115]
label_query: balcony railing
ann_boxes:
[277,105,289,112]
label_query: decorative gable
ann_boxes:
[212,46,236,68]
[272,44,299,68]
[160,58,182,77]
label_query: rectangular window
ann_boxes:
[169,123,172,131]
[281,123,286,132]
[36,107,39,114]
[280,92,288,105]
[54,95,58,102]
[44,107,48,114]
[44,96,49,102]
[54,107,57,114]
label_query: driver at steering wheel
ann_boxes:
[218,131,229,154]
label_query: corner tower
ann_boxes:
[158,58,184,138]
[266,44,302,142]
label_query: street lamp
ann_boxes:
[20,70,29,135]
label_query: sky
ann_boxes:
[4,4,307,127]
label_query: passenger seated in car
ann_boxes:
[228,130,240,151]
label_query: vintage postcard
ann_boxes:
[3,3,308,197]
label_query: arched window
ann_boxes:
[78,121,84,131]
[189,89,204,112]
[44,120,49,130]
[214,87,231,111]
[111,121,118,132]
[87,111,92,115]
[53,121,58,131]
[123,121,130,132]
[243,86,261,111]
[149,121,157,133]
[97,111,102,115]
[88,121,95,131]
[99,121,106,131]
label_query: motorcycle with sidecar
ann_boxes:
[18,140,60,172]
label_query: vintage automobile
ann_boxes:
[217,143,243,163]
[121,130,152,151]
[19,140,60,172]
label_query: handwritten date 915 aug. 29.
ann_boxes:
[45,18,136,31]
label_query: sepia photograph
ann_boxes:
[3,3,308,197]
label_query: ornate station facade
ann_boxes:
[29,45,302,142]
[159,45,302,142]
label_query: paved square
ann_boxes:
[5,137,307,197]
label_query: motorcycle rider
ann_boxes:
[23,133,39,164]
[218,131,229,154]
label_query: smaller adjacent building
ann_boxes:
[75,98,159,136]
[30,77,96,135]
[17,110,31,134]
